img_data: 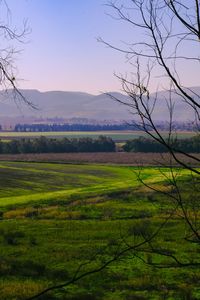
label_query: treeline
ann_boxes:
[14,122,199,132]
[14,123,137,132]
[0,136,115,154]
[123,136,200,153]
[1,135,199,154]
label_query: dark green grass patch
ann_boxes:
[1,216,200,299]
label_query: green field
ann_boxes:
[0,162,200,299]
[0,130,196,142]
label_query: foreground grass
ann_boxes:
[0,162,200,299]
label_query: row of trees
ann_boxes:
[0,136,115,154]
[124,136,200,153]
[14,122,198,132]
[14,123,138,132]
[2,135,199,154]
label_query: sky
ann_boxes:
[3,0,200,94]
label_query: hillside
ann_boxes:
[0,87,199,122]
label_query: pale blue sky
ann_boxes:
[5,0,200,94]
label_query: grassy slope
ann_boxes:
[0,162,134,206]
[0,162,168,207]
[0,162,200,300]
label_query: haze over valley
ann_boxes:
[0,87,199,124]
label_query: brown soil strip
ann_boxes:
[0,152,199,166]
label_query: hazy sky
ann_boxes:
[5,0,200,94]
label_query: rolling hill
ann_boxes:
[0,87,199,122]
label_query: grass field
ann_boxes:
[0,162,137,207]
[0,162,200,299]
[0,130,196,142]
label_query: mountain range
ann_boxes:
[0,87,199,123]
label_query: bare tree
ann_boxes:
[20,2,200,299]
[101,0,200,165]
[99,0,200,256]
[0,0,33,106]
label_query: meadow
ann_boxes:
[0,130,196,142]
[0,162,200,299]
